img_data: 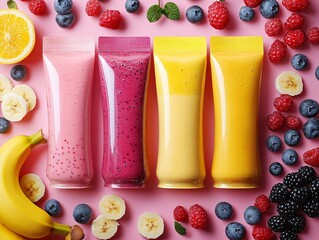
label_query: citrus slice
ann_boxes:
[0,9,36,64]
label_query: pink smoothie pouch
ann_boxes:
[43,36,95,189]
[98,36,151,188]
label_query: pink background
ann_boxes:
[1,0,319,239]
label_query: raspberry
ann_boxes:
[173,206,187,222]
[99,10,122,29]
[303,147,319,167]
[252,225,274,240]
[85,0,101,17]
[254,195,270,213]
[28,0,47,15]
[307,26,319,44]
[267,111,285,131]
[282,0,309,12]
[286,115,301,129]
[284,29,305,49]
[207,1,229,30]
[189,204,208,229]
[268,39,287,64]
[284,13,305,30]
[243,0,262,8]
[265,18,282,36]
[273,94,293,112]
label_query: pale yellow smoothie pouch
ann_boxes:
[210,36,264,189]
[154,37,207,189]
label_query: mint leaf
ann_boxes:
[7,0,18,9]
[147,4,163,22]
[163,2,180,20]
[174,221,186,235]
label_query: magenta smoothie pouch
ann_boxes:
[98,36,150,188]
[43,36,95,188]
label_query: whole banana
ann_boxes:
[0,130,83,239]
[0,223,25,240]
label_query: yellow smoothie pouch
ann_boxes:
[153,36,207,189]
[210,36,264,189]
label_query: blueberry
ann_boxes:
[266,135,282,152]
[284,129,301,146]
[315,66,319,80]
[73,203,93,224]
[186,5,204,23]
[243,206,262,225]
[225,222,246,240]
[215,202,233,220]
[269,162,283,176]
[0,117,10,133]
[10,65,27,81]
[303,118,319,139]
[239,6,255,21]
[56,13,75,28]
[282,149,298,166]
[291,54,308,70]
[259,0,279,19]
[125,0,140,13]
[54,0,73,15]
[45,199,62,216]
[299,99,319,118]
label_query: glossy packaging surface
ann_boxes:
[154,37,207,189]
[43,36,95,188]
[210,36,263,188]
[98,37,150,188]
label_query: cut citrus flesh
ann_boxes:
[0,9,35,64]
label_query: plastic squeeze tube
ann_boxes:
[210,36,264,188]
[98,37,151,188]
[43,36,95,188]
[154,37,207,189]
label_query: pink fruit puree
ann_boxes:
[98,37,150,188]
[43,37,95,188]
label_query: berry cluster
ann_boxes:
[267,94,319,169]
[238,0,318,72]
[267,165,319,239]
[85,0,122,29]
[173,204,208,235]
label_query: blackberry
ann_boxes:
[279,231,297,240]
[303,198,319,218]
[298,165,317,184]
[269,183,290,203]
[309,178,319,199]
[268,215,289,232]
[283,172,304,189]
[288,215,305,233]
[289,186,311,203]
[276,199,300,217]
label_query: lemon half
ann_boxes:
[0,9,36,64]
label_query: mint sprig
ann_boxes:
[147,0,180,23]
[7,0,18,9]
[174,221,186,235]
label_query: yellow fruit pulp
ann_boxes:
[0,9,35,64]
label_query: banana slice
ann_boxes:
[0,74,13,101]
[11,84,37,111]
[98,195,126,220]
[19,173,45,202]
[1,93,28,122]
[91,215,119,240]
[137,212,164,239]
[275,71,303,96]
